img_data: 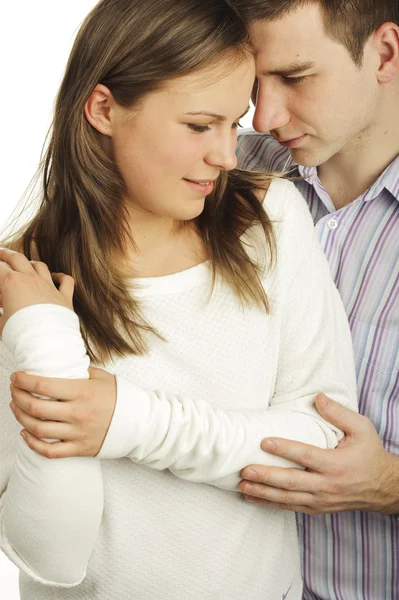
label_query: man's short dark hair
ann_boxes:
[230,0,399,66]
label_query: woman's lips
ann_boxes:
[183,178,215,195]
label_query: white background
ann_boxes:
[1,2,254,598]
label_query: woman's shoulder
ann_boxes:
[257,178,319,278]
[261,177,313,228]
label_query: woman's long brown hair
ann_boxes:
[1,0,276,364]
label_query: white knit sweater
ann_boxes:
[0,179,357,600]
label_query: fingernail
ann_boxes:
[263,439,276,451]
[20,432,27,442]
[318,393,329,407]
[245,469,258,480]
[243,482,255,494]
[10,374,15,383]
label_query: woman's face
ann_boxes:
[108,54,255,223]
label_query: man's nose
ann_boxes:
[252,85,291,133]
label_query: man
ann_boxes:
[232,1,399,598]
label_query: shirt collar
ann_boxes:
[289,154,399,204]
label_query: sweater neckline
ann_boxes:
[128,260,211,297]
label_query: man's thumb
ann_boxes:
[315,393,364,436]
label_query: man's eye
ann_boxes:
[188,124,211,133]
[282,76,306,85]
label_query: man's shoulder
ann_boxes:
[237,130,292,173]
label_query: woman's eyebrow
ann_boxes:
[185,106,250,121]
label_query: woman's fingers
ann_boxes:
[10,400,72,440]
[11,385,70,421]
[30,260,54,284]
[11,371,86,402]
[0,248,36,275]
[20,430,79,459]
[51,273,75,304]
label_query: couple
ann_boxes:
[0,1,397,599]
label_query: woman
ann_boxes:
[0,0,357,598]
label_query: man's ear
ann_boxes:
[373,23,399,84]
[84,84,115,136]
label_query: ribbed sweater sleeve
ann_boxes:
[0,305,103,587]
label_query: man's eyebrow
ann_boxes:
[185,106,250,121]
[263,61,315,77]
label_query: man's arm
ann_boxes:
[240,394,399,515]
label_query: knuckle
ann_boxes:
[77,389,90,404]
[285,478,297,491]
[28,400,40,417]
[281,493,295,504]
[43,444,59,459]
[259,470,269,484]
[32,422,46,438]
[35,381,50,397]
[328,464,346,478]
[302,448,314,463]
[317,497,333,510]
[3,270,19,287]
[70,405,85,424]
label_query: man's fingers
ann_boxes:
[259,437,332,471]
[314,394,369,437]
[244,496,318,514]
[240,465,320,492]
[239,480,314,507]
[11,371,86,402]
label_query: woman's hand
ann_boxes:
[0,247,75,334]
[9,367,117,458]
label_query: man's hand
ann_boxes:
[9,367,117,458]
[239,394,399,515]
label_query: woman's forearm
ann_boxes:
[0,305,103,587]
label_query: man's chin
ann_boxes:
[289,147,326,168]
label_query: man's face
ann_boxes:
[250,4,381,167]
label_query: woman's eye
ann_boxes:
[188,124,211,133]
[232,121,243,130]
[282,76,306,85]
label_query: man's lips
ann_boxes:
[271,133,307,148]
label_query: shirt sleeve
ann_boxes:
[97,187,358,491]
[0,305,103,587]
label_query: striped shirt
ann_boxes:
[237,131,399,600]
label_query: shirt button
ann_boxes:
[327,218,338,230]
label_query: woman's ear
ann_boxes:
[84,84,115,135]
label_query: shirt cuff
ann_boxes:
[97,376,151,459]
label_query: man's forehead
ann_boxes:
[248,5,329,60]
